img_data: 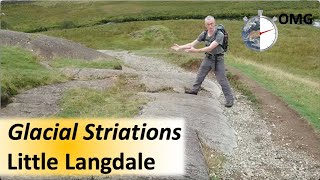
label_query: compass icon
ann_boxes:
[242,10,278,51]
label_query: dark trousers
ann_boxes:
[192,55,234,101]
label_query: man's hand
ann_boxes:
[184,47,197,53]
[171,44,181,51]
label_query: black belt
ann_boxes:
[205,53,224,59]
[205,53,223,71]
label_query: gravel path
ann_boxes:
[221,93,320,179]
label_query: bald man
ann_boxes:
[171,16,234,107]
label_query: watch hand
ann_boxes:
[260,29,274,35]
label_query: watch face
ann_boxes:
[260,16,278,51]
[242,14,278,51]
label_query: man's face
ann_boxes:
[205,19,215,31]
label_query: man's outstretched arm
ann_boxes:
[185,31,223,53]
[184,41,219,53]
[171,40,199,51]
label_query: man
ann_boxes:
[171,16,234,107]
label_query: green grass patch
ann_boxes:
[131,25,176,42]
[0,46,68,104]
[57,75,147,118]
[211,177,221,180]
[226,56,320,129]
[50,58,122,70]
[2,1,319,32]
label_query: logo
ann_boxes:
[279,14,313,25]
[242,10,278,52]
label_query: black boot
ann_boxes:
[185,89,198,95]
[225,100,234,108]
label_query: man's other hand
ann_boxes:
[171,44,180,51]
[185,47,196,53]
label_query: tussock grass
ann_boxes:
[0,46,68,103]
[57,75,147,118]
[2,1,319,32]
[130,25,176,42]
[50,58,122,70]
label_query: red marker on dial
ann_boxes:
[260,29,274,35]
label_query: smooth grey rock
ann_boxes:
[138,92,237,155]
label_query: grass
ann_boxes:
[2,1,319,32]
[50,58,122,70]
[0,46,68,104]
[226,55,320,129]
[57,74,147,118]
